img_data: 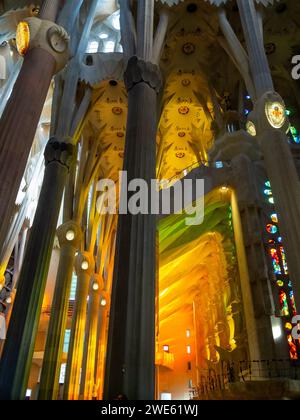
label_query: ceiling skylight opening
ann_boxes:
[99,33,109,40]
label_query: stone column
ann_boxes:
[0,139,74,400]
[95,293,109,400]
[210,130,289,361]
[63,252,94,400]
[236,0,273,98]
[39,0,61,21]
[237,0,300,311]
[0,0,65,256]
[38,221,82,400]
[104,57,162,400]
[79,275,102,400]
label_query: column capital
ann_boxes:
[56,221,82,248]
[124,56,163,93]
[44,138,75,171]
[17,17,70,73]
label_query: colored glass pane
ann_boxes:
[290,291,297,316]
[270,249,281,275]
[267,224,278,234]
[277,280,284,287]
[279,290,289,317]
[288,335,298,360]
[264,189,272,196]
[271,214,278,223]
[280,247,289,275]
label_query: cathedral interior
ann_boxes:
[0,0,300,401]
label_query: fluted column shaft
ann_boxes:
[38,222,81,400]
[0,140,74,400]
[80,280,101,400]
[237,0,300,311]
[104,57,162,400]
[0,49,56,251]
[0,0,62,260]
[63,253,93,400]
[39,0,61,21]
[236,0,273,97]
[230,155,286,361]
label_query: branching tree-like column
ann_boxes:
[0,0,63,270]
[104,0,169,400]
[63,252,94,400]
[79,274,102,400]
[0,0,97,400]
[236,0,300,311]
[37,221,82,400]
[0,140,74,400]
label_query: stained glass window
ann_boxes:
[288,335,298,360]
[266,224,278,234]
[279,290,289,317]
[264,180,299,359]
[270,249,281,275]
[290,291,297,316]
[280,247,289,275]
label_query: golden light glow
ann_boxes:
[66,230,75,241]
[16,21,30,56]
[100,298,107,307]
[81,261,89,271]
[92,282,99,291]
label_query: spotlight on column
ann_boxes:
[6,296,12,304]
[66,229,75,241]
[100,298,107,307]
[81,260,89,271]
[92,282,99,291]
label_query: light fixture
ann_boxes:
[16,21,30,56]
[221,186,228,192]
[6,296,12,304]
[99,33,109,39]
[163,345,169,352]
[101,298,107,307]
[246,120,257,137]
[66,229,75,241]
[81,260,89,271]
[265,101,286,129]
[92,282,99,291]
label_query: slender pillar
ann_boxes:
[39,0,61,21]
[104,57,162,400]
[0,139,74,400]
[0,0,62,252]
[80,275,102,400]
[95,293,109,400]
[63,252,94,400]
[237,0,300,311]
[236,0,273,98]
[38,221,82,400]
